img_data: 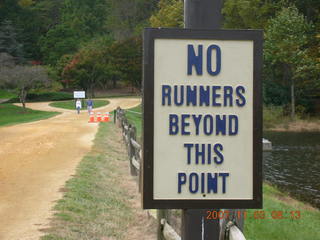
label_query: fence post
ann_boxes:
[157,209,168,240]
[128,125,138,176]
[219,209,245,240]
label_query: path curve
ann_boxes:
[0,98,141,240]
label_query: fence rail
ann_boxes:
[115,107,246,240]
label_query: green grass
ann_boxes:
[40,123,136,240]
[0,103,60,127]
[125,104,142,140]
[263,105,287,129]
[0,89,16,99]
[245,184,320,240]
[49,99,109,110]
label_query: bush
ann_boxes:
[7,92,73,103]
[263,105,284,129]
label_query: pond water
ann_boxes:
[263,131,320,208]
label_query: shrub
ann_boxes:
[7,92,73,103]
[263,105,284,129]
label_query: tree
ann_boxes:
[62,40,111,97]
[109,37,143,90]
[39,24,79,65]
[264,6,316,118]
[222,0,280,29]
[150,0,183,28]
[107,0,158,40]
[0,65,50,109]
[0,52,16,67]
[0,20,24,63]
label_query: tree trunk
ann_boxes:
[113,78,117,88]
[283,64,295,119]
[291,78,295,120]
[19,89,27,111]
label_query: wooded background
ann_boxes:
[0,0,319,116]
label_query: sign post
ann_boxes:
[143,1,262,239]
[73,91,86,99]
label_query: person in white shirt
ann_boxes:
[75,99,82,114]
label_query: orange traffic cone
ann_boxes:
[103,112,110,122]
[96,112,102,122]
[88,112,95,123]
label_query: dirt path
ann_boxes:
[0,98,141,240]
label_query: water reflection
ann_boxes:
[263,131,320,208]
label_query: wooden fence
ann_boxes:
[115,107,246,240]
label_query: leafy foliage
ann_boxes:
[150,0,184,28]
[222,0,281,29]
[0,65,50,108]
[39,24,79,65]
[62,36,142,96]
[0,20,24,62]
[1,0,319,115]
[264,6,318,117]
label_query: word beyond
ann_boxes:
[169,114,238,136]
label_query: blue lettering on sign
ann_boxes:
[160,85,247,107]
[177,172,230,194]
[187,44,221,76]
[183,143,224,165]
[219,173,229,193]
[181,114,190,135]
[178,172,187,193]
[189,172,199,193]
[229,115,239,135]
[174,85,184,106]
[236,86,246,107]
[213,144,224,164]
[184,143,193,164]
[195,144,206,164]
[216,115,226,135]
[212,86,221,106]
[169,114,179,135]
[199,86,210,106]
[207,173,218,193]
[168,114,239,136]
[203,115,214,135]
[187,45,203,75]
[162,85,171,106]
[223,86,233,107]
[186,86,197,106]
[192,114,202,135]
[207,45,221,76]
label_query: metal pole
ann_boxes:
[182,0,222,239]
[184,0,223,29]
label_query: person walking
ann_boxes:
[75,99,82,114]
[86,98,93,114]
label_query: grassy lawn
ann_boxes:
[41,122,155,240]
[244,184,319,240]
[50,99,109,110]
[0,89,16,99]
[0,103,60,127]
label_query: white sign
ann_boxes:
[73,91,85,99]
[143,29,262,209]
[154,39,254,200]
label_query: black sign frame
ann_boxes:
[142,28,263,209]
